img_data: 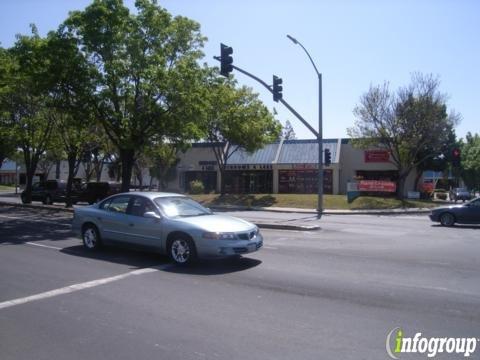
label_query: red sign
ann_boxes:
[364,150,390,163]
[421,182,434,192]
[358,180,396,192]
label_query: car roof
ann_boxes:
[114,191,187,200]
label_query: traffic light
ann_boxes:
[273,75,283,102]
[324,148,331,166]
[452,148,461,167]
[220,43,233,77]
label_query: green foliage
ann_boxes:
[348,73,459,198]
[461,132,480,190]
[62,0,208,191]
[189,179,205,195]
[0,28,57,201]
[146,141,180,190]
[201,69,282,193]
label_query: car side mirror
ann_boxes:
[144,211,161,220]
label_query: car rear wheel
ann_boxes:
[169,237,197,265]
[82,224,102,250]
[440,212,455,227]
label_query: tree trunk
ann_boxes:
[397,175,407,200]
[65,152,77,208]
[414,170,423,192]
[22,150,35,204]
[220,167,226,196]
[120,148,135,193]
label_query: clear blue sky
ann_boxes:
[1,0,478,140]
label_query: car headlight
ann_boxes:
[202,232,237,240]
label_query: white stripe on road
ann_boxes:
[0,268,159,310]
[26,242,63,250]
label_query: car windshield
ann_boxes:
[154,197,211,218]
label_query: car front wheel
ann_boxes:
[169,237,197,265]
[440,212,455,227]
[82,224,102,250]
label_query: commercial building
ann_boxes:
[1,139,419,196]
[172,139,417,196]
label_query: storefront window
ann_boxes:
[279,169,332,194]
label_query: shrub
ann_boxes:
[189,180,205,194]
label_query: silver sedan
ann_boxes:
[72,192,263,264]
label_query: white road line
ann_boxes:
[263,246,278,250]
[26,242,63,250]
[0,268,159,310]
[0,214,71,228]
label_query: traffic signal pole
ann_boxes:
[214,58,319,138]
[215,44,324,218]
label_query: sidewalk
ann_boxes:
[0,191,435,231]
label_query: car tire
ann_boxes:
[82,224,102,250]
[21,194,27,204]
[440,212,455,227]
[168,236,197,265]
[43,195,52,205]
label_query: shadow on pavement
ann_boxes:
[60,245,168,270]
[163,257,262,275]
[60,244,262,275]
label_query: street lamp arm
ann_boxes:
[286,35,320,78]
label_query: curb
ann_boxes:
[0,201,319,231]
[209,205,433,215]
[1,200,434,216]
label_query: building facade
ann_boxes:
[169,139,416,195]
[1,139,420,195]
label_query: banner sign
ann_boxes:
[364,150,390,163]
[358,180,396,192]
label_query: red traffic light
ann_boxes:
[452,148,460,157]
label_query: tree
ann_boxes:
[461,132,480,191]
[348,73,460,198]
[0,48,18,169]
[202,73,281,195]
[1,27,56,203]
[62,0,207,192]
[282,120,296,140]
[146,141,182,190]
[45,30,97,207]
[413,122,457,191]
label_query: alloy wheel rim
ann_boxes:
[171,239,190,263]
[84,228,97,248]
[442,213,453,226]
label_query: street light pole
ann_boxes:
[287,35,323,219]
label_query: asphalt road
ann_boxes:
[1,205,479,360]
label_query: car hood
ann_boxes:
[172,214,255,232]
[433,204,464,212]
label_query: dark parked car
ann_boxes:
[78,182,121,204]
[449,187,472,202]
[21,180,75,205]
[429,197,480,226]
